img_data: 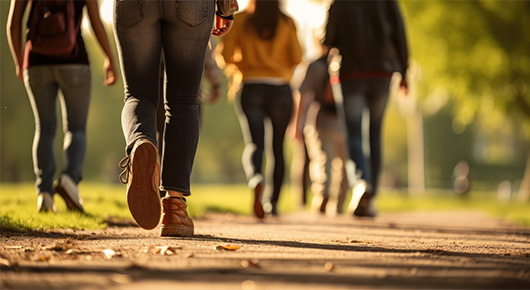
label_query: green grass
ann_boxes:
[1,183,529,231]
[376,190,530,226]
[0,183,299,231]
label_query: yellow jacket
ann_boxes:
[221,11,303,83]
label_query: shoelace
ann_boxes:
[119,155,130,184]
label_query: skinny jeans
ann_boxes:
[114,0,214,195]
[236,83,293,210]
[339,78,391,196]
[24,65,91,195]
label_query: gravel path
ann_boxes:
[1,210,530,289]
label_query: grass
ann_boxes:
[0,183,298,231]
[1,182,529,231]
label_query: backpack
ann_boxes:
[27,0,80,58]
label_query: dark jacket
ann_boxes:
[324,0,408,77]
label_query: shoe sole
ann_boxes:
[55,184,84,213]
[160,224,194,237]
[253,183,265,219]
[127,141,161,230]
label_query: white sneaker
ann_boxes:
[348,180,376,217]
[37,192,57,213]
[55,174,84,213]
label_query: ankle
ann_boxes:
[166,191,184,198]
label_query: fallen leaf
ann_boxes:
[155,246,181,256]
[324,262,335,271]
[0,257,11,267]
[214,244,241,251]
[102,249,116,259]
[66,249,93,255]
[38,256,51,262]
[43,241,76,252]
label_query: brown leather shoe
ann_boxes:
[160,197,194,237]
[120,139,161,230]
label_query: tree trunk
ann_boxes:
[518,151,530,202]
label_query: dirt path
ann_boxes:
[2,210,530,289]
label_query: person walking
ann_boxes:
[324,0,409,217]
[295,45,349,216]
[115,0,235,236]
[7,0,117,213]
[221,0,303,218]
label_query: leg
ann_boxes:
[52,64,92,213]
[236,84,267,218]
[316,109,344,215]
[55,64,92,183]
[237,84,267,186]
[114,1,163,151]
[114,0,164,229]
[365,78,391,196]
[24,66,59,212]
[160,2,213,194]
[341,80,376,217]
[305,105,330,213]
[341,80,370,183]
[158,0,214,235]
[265,84,293,215]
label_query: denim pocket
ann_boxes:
[176,0,208,27]
[116,0,144,28]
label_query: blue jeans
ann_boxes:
[339,78,391,196]
[236,83,293,210]
[24,64,92,195]
[114,0,214,195]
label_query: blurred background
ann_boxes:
[1,0,529,202]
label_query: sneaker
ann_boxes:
[37,192,57,213]
[160,197,194,237]
[120,139,161,230]
[55,174,84,213]
[348,180,377,218]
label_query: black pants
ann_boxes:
[236,83,293,212]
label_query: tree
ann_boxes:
[400,0,530,199]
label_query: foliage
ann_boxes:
[1,0,528,192]
[401,0,530,137]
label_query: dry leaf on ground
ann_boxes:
[214,244,241,251]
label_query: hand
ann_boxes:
[103,58,117,86]
[209,84,221,104]
[212,15,233,36]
